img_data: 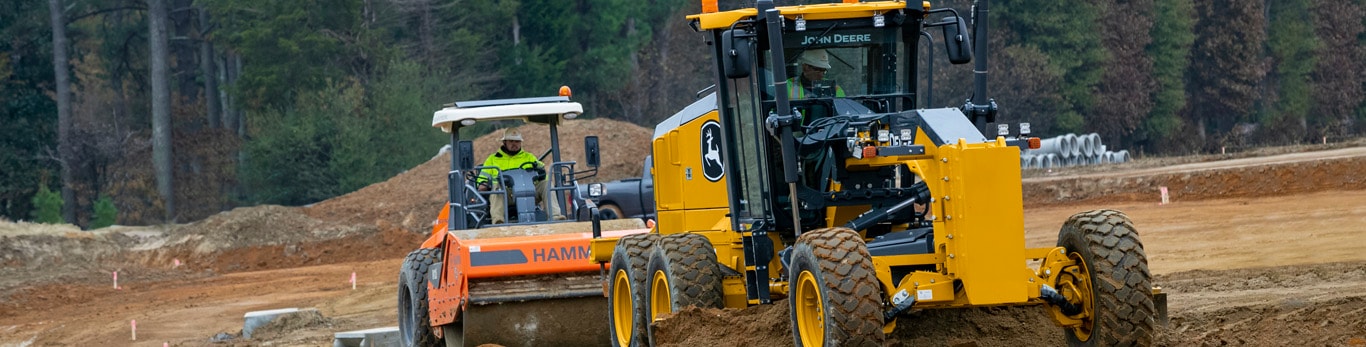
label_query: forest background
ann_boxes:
[2,0,1363,227]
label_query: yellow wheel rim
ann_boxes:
[1062,252,1096,341]
[611,269,634,344]
[794,271,825,347]
[650,270,672,322]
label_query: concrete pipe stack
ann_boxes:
[1020,132,1130,170]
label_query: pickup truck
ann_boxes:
[584,155,655,221]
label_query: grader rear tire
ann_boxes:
[645,233,724,345]
[788,227,884,347]
[1057,209,1155,347]
[399,248,444,347]
[609,233,659,347]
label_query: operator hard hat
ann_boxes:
[500,129,524,142]
[797,49,832,70]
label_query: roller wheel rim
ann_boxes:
[611,269,634,344]
[649,270,672,322]
[794,271,825,347]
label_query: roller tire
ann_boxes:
[645,233,724,345]
[1057,209,1155,346]
[788,227,884,347]
[399,248,444,347]
[599,203,624,220]
[608,233,660,347]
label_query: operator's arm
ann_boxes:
[477,154,499,190]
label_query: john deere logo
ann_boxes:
[700,120,724,182]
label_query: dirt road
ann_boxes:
[3,147,1365,346]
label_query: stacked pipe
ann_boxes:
[1019,133,1130,169]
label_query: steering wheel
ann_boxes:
[519,162,547,181]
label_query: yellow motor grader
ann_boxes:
[591,0,1159,346]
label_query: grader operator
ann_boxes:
[591,0,1159,346]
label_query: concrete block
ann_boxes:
[242,307,316,339]
[333,326,401,347]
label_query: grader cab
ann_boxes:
[591,0,1158,346]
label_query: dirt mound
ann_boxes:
[651,300,1064,346]
[305,118,654,233]
[1154,261,1366,346]
[1023,148,1366,206]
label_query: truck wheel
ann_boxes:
[599,204,623,220]
[609,233,659,347]
[1056,209,1155,347]
[645,233,724,345]
[788,227,884,347]
[399,248,444,347]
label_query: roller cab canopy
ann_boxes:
[432,96,584,133]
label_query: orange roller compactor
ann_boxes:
[397,88,649,347]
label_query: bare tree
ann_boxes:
[48,0,76,224]
[148,0,174,221]
[197,5,219,128]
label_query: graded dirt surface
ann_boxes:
[2,141,1365,346]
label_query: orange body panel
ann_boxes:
[423,204,649,327]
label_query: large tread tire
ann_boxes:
[788,227,884,347]
[1057,209,1155,347]
[399,248,444,347]
[645,233,724,345]
[609,233,659,347]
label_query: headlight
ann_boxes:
[588,183,605,197]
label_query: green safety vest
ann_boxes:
[478,149,543,184]
[787,77,846,99]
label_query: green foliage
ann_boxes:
[241,60,461,205]
[199,0,360,109]
[30,183,63,224]
[996,0,1106,132]
[0,0,58,221]
[1189,0,1268,142]
[1262,0,1319,141]
[1142,0,1195,142]
[91,195,117,229]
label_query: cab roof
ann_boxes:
[432,96,584,133]
[686,1,914,30]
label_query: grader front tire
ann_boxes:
[788,228,885,347]
[608,233,659,347]
[1057,209,1155,347]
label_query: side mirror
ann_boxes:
[584,136,601,168]
[457,140,475,170]
[942,16,973,65]
[721,29,754,79]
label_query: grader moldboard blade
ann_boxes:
[461,273,609,346]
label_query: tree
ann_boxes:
[2,0,60,221]
[1091,0,1155,145]
[995,0,1106,134]
[198,5,220,128]
[147,0,174,221]
[1261,0,1318,144]
[1140,0,1195,151]
[48,0,77,224]
[1308,0,1366,140]
[1188,0,1267,149]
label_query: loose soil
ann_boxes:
[1,126,1364,346]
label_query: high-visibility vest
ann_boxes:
[478,149,543,184]
[787,77,846,99]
